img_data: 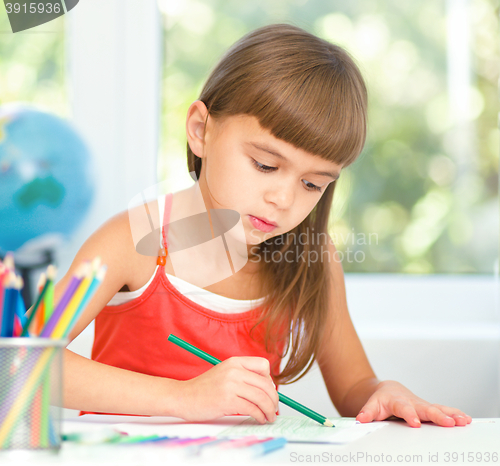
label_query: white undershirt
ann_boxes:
[107,267,265,313]
[107,195,266,313]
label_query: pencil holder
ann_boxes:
[0,338,67,453]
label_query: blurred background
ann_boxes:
[1,0,499,418]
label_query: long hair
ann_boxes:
[186,24,367,384]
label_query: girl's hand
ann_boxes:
[356,380,472,428]
[176,357,279,424]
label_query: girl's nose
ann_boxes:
[264,183,295,210]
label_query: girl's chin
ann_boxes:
[246,229,276,242]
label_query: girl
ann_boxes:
[59,24,471,428]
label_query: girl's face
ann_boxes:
[188,103,342,249]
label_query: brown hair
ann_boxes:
[187,23,367,384]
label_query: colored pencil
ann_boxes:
[0,263,108,446]
[47,415,58,447]
[168,436,215,448]
[144,436,180,444]
[0,273,16,337]
[130,435,177,444]
[44,267,56,323]
[21,272,47,337]
[63,263,106,338]
[0,263,5,322]
[167,334,335,427]
[187,438,230,455]
[40,367,51,447]
[23,271,52,446]
[0,254,15,329]
[115,434,160,444]
[0,258,106,449]
[13,278,27,337]
[247,437,287,456]
[39,265,85,337]
[220,435,261,448]
[61,428,123,444]
[30,385,42,448]
[34,272,47,335]
[201,436,276,460]
[3,253,14,269]
[0,344,57,447]
[51,262,92,339]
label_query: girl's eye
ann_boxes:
[302,180,322,192]
[252,158,323,192]
[252,159,276,172]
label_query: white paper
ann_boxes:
[218,416,388,443]
[67,414,250,438]
[66,414,387,444]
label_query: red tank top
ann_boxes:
[80,193,286,416]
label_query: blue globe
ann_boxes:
[0,104,94,253]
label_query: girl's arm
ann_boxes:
[315,239,377,416]
[60,208,177,414]
[316,238,472,427]
[59,209,278,421]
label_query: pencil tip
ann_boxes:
[92,256,102,271]
[5,271,16,287]
[47,264,57,280]
[75,261,90,278]
[81,261,92,277]
[37,273,46,288]
[96,265,107,281]
[324,419,334,427]
[16,276,24,290]
[4,253,14,270]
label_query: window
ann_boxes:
[158,0,499,273]
[0,7,67,115]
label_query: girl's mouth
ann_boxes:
[248,215,277,233]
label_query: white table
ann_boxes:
[1,417,498,465]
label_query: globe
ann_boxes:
[0,104,94,254]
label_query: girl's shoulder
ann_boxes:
[61,199,161,341]
[86,199,160,292]
[118,198,161,291]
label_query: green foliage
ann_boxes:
[0,5,67,115]
[159,0,499,273]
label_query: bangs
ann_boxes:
[201,25,367,167]
[250,61,366,167]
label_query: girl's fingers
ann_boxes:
[431,405,472,426]
[242,370,279,410]
[235,384,277,423]
[234,398,268,424]
[354,383,472,429]
[415,404,456,427]
[358,399,472,428]
[235,357,272,378]
[226,358,278,411]
[391,401,422,428]
[211,358,279,422]
[356,411,375,423]
[356,398,380,423]
[449,414,469,426]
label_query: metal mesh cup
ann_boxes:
[0,338,66,452]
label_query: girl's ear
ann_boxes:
[186,100,209,158]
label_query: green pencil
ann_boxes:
[20,272,49,336]
[167,334,334,427]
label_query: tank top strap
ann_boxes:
[161,192,173,250]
